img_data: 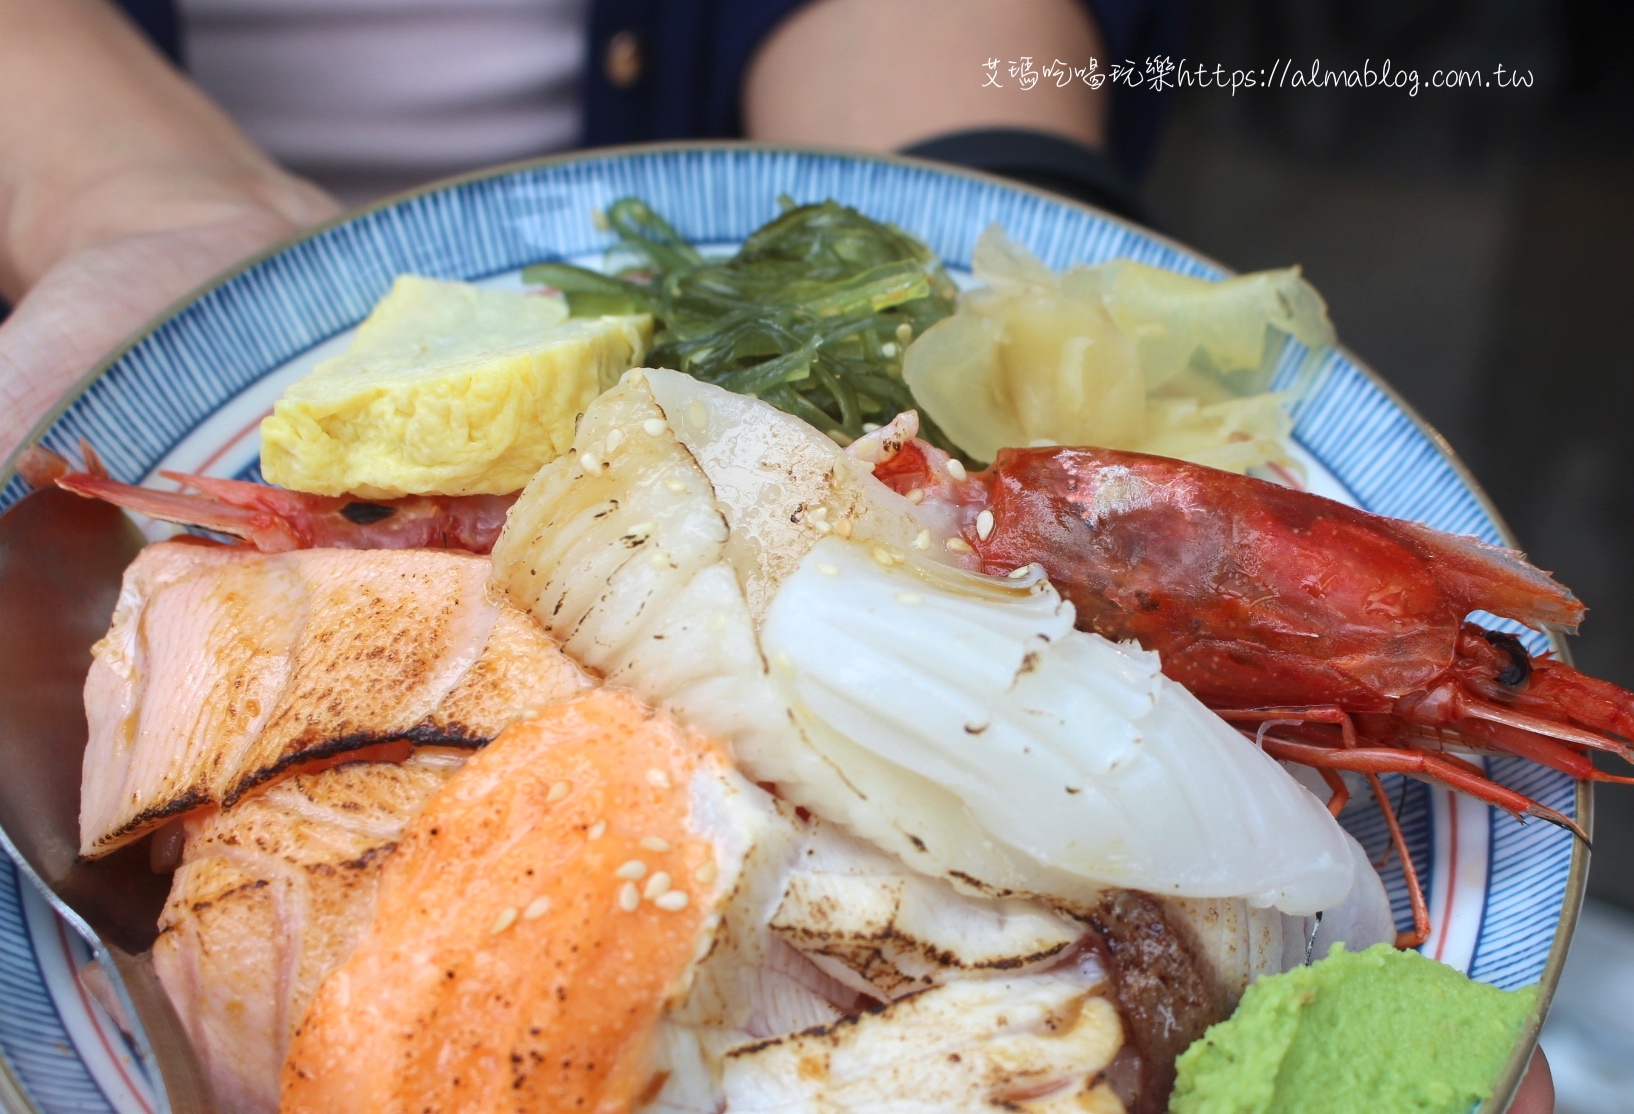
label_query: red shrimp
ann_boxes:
[18,445,514,554]
[878,439,1630,946]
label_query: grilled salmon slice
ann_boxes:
[80,541,589,856]
[154,753,467,1114]
[280,689,753,1114]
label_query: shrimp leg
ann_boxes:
[1214,706,1360,749]
[1226,706,1432,947]
[1257,736,1588,842]
[1363,770,1430,949]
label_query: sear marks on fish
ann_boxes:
[1081,890,1236,1114]
[153,753,465,1114]
[769,821,1083,1000]
[79,541,589,857]
[643,799,870,1114]
[720,971,1125,1113]
[646,815,1109,1114]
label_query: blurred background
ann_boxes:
[1134,0,1632,1108]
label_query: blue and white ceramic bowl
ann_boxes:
[0,143,1585,1113]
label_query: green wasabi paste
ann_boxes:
[1171,943,1537,1114]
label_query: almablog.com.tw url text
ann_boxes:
[983,57,1536,96]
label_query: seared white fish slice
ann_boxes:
[80,541,588,855]
[770,821,1082,999]
[646,799,865,1114]
[721,971,1125,1113]
[645,814,1088,1114]
[153,753,465,1114]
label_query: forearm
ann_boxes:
[0,0,329,302]
[743,0,1108,152]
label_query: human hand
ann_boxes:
[0,168,336,462]
[1511,1047,1554,1114]
[0,0,339,464]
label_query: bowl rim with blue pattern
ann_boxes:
[0,141,1588,1114]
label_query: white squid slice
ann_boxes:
[760,537,1355,915]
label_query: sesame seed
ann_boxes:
[816,562,840,576]
[648,551,670,568]
[895,592,924,606]
[896,322,913,345]
[773,651,796,678]
[914,529,931,550]
[946,459,968,482]
[491,906,519,935]
[976,509,995,541]
[811,506,830,521]
[643,872,672,900]
[946,537,974,554]
[664,478,687,493]
[654,890,689,912]
[862,422,881,433]
[523,896,551,920]
[906,488,925,504]
[587,821,607,841]
[694,860,717,884]
[835,519,853,539]
[871,546,897,567]
[547,781,571,804]
[617,883,641,912]
[1008,565,1033,579]
[604,428,625,452]
[642,418,667,436]
[640,836,672,853]
[687,401,708,429]
[615,860,648,880]
[580,453,600,473]
[628,520,655,535]
[854,459,876,472]
[881,342,898,357]
[646,768,672,790]
[812,519,833,536]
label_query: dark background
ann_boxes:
[1138,0,1634,913]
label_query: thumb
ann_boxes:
[0,219,298,463]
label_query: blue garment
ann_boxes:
[116,0,1182,175]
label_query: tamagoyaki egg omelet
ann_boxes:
[260,275,652,498]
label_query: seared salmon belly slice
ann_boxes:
[280,689,756,1114]
[153,753,466,1114]
[79,541,588,856]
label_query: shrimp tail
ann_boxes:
[16,446,69,489]
[53,469,306,551]
[160,470,346,519]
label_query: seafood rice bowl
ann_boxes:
[0,146,1597,1114]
